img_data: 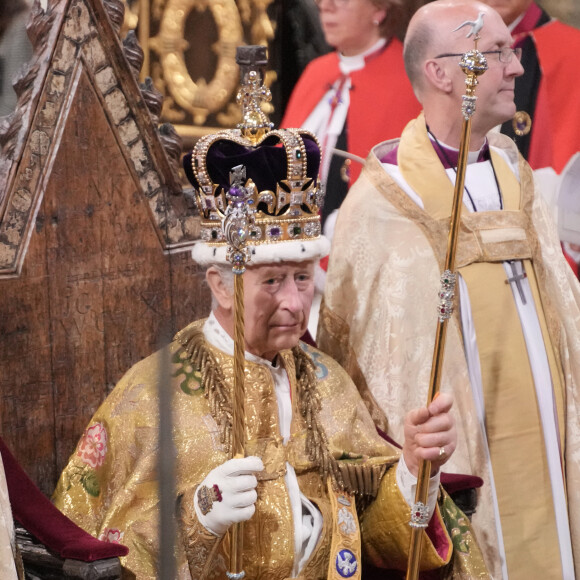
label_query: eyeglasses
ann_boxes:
[434,47,523,64]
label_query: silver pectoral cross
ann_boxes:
[505,260,527,305]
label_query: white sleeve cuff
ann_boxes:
[396,454,440,520]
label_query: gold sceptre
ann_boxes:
[225,45,272,580]
[405,16,488,580]
[223,164,251,580]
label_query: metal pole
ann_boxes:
[405,27,488,580]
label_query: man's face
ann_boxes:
[241,260,315,361]
[442,8,524,130]
[474,9,524,129]
[479,0,533,26]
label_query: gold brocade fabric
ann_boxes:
[52,320,451,579]
[361,467,452,571]
[438,490,490,580]
[319,113,580,579]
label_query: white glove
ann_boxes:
[194,456,264,536]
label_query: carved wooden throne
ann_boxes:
[0,0,209,575]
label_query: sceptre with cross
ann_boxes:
[224,45,272,580]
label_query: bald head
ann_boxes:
[404,0,500,98]
[403,0,523,148]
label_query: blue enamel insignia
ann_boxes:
[336,549,357,577]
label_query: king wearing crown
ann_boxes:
[53,46,487,579]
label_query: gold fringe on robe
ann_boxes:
[53,319,470,579]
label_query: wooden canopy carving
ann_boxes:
[0,0,209,495]
[0,0,200,276]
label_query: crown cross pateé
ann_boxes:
[191,129,324,248]
[190,45,324,250]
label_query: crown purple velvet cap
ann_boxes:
[183,128,330,266]
[183,132,321,198]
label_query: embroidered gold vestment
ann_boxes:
[53,320,460,579]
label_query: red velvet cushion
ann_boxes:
[1,437,128,561]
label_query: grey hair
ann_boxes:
[403,17,433,99]
[208,264,234,310]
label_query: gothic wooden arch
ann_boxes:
[0,0,209,495]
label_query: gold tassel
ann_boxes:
[174,326,234,453]
[174,326,388,499]
[292,346,346,492]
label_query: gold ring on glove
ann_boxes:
[438,446,447,460]
[198,484,223,515]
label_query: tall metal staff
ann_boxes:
[405,15,488,580]
[225,45,272,580]
[223,164,252,580]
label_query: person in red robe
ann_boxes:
[483,0,580,277]
[483,0,580,173]
[281,0,422,227]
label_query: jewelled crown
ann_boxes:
[183,46,329,266]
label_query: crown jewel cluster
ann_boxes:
[191,128,324,248]
[190,52,324,250]
[223,165,255,274]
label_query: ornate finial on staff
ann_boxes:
[405,16,488,580]
[224,166,250,579]
[224,45,270,580]
[224,165,256,274]
[453,11,485,37]
[454,13,489,119]
[459,46,488,119]
[236,45,273,144]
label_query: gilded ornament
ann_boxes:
[512,110,532,136]
[122,0,275,135]
[149,0,244,125]
[197,483,223,515]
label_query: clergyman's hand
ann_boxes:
[402,393,456,477]
[194,456,264,536]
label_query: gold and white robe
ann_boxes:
[319,114,580,580]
